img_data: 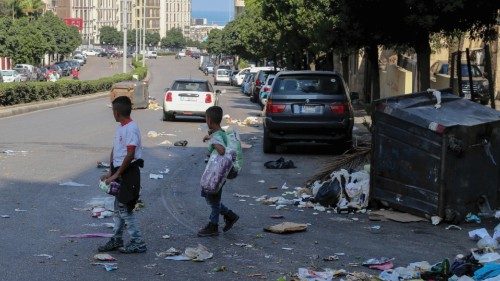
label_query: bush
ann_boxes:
[0,72,135,106]
[157,51,176,57]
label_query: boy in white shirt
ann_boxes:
[98,96,147,254]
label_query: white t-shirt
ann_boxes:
[113,120,142,167]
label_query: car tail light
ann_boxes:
[256,79,261,86]
[165,92,172,102]
[266,99,286,114]
[263,86,271,92]
[205,93,212,103]
[330,103,348,114]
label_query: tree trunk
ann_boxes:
[341,54,349,85]
[366,45,380,101]
[415,31,431,91]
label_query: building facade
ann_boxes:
[188,24,223,42]
[234,0,244,17]
[160,0,191,38]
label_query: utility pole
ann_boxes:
[135,12,138,61]
[142,0,146,67]
[122,0,128,73]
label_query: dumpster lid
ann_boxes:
[376,91,500,132]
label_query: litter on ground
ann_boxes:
[93,254,116,261]
[369,210,426,223]
[35,254,53,259]
[59,181,89,187]
[149,173,164,179]
[165,244,213,262]
[264,222,308,234]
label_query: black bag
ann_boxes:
[314,179,342,207]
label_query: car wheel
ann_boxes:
[163,112,175,121]
[263,130,276,153]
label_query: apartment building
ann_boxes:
[160,0,191,38]
[234,0,244,17]
[132,0,160,34]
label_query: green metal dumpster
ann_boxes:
[371,90,500,222]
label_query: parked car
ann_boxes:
[430,60,490,104]
[242,73,255,96]
[1,70,21,82]
[178,51,186,57]
[162,79,220,121]
[12,67,31,81]
[191,52,201,59]
[259,74,276,108]
[214,69,231,85]
[229,70,239,86]
[251,69,280,102]
[97,51,109,57]
[67,60,81,70]
[83,49,99,56]
[14,64,35,73]
[203,64,215,75]
[36,67,50,81]
[234,67,250,86]
[262,71,356,153]
[73,54,86,65]
[55,61,71,76]
[48,65,63,77]
[146,51,158,59]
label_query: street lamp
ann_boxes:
[122,0,128,73]
[142,0,146,67]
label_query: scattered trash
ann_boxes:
[432,216,443,225]
[144,263,157,269]
[161,235,170,239]
[469,228,490,241]
[165,244,213,262]
[149,174,164,180]
[477,236,498,250]
[34,254,53,259]
[472,249,500,264]
[94,254,116,261]
[147,131,159,138]
[234,243,253,248]
[61,233,113,238]
[174,140,188,147]
[345,271,372,281]
[159,140,172,145]
[466,213,481,224]
[446,225,463,231]
[159,168,170,174]
[323,255,339,261]
[314,205,326,212]
[297,268,334,281]
[2,150,28,155]
[97,162,110,168]
[370,225,382,234]
[281,182,290,190]
[93,262,118,271]
[264,157,296,169]
[59,181,89,187]
[213,266,228,272]
[233,193,250,198]
[282,247,293,251]
[91,207,113,219]
[156,248,181,258]
[258,180,265,183]
[264,222,308,234]
[85,222,115,228]
[242,117,260,126]
[14,208,27,212]
[1,215,10,218]
[370,210,426,223]
[271,215,284,219]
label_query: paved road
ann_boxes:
[79,56,132,81]
[0,56,483,281]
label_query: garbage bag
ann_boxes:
[200,151,235,195]
[225,128,243,173]
[314,179,342,207]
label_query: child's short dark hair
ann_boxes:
[112,96,132,117]
[206,106,223,124]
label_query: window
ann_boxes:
[273,75,345,96]
[171,82,209,92]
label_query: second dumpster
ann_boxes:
[371,90,500,223]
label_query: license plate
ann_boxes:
[180,97,197,102]
[464,93,471,100]
[300,105,320,114]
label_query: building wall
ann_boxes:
[234,0,244,17]
[160,0,191,38]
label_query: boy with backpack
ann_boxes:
[198,106,239,237]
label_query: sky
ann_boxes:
[192,0,233,12]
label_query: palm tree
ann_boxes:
[19,0,44,20]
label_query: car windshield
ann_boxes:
[217,69,230,76]
[267,77,275,85]
[1,70,13,76]
[171,81,209,92]
[273,75,345,95]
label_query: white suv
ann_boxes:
[214,69,231,85]
[146,51,158,59]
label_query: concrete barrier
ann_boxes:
[380,64,413,98]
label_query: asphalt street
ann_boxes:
[0,56,485,281]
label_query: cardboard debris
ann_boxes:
[94,254,116,261]
[156,247,181,258]
[264,222,308,234]
[165,244,213,262]
[369,210,425,223]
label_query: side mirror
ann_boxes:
[350,92,360,101]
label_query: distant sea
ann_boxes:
[192,10,233,26]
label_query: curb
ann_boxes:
[0,91,109,119]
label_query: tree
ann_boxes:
[160,28,186,49]
[19,0,44,19]
[146,32,160,47]
[99,26,121,45]
[5,17,47,64]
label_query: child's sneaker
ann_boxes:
[97,237,123,252]
[119,241,147,254]
[197,222,219,237]
[223,211,239,232]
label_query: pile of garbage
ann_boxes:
[148,98,161,111]
[223,114,261,127]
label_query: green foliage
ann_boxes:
[156,51,176,56]
[0,73,134,106]
[99,26,121,46]
[146,32,161,47]
[160,28,186,49]
[131,59,147,80]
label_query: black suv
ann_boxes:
[263,71,355,153]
